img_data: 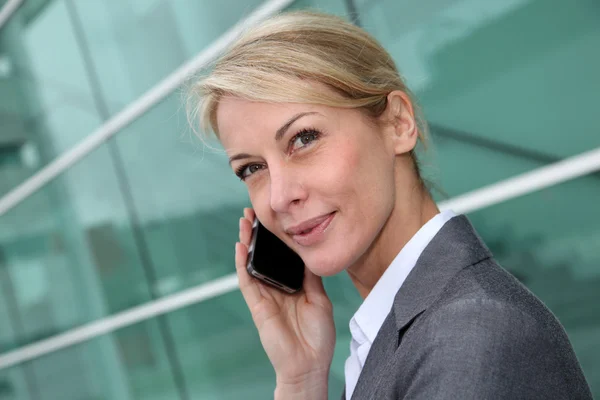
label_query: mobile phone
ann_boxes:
[246,218,305,293]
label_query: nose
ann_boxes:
[269,162,307,213]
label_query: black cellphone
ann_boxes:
[246,218,305,293]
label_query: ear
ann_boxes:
[381,90,418,155]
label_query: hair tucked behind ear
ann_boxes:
[187,10,430,185]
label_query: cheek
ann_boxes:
[318,138,361,188]
[323,138,396,241]
[322,138,389,200]
[247,183,270,223]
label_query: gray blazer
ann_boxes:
[344,215,592,400]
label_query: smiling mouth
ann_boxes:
[288,212,336,246]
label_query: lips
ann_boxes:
[286,212,336,246]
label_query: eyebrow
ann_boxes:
[228,111,318,165]
[275,111,318,141]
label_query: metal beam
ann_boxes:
[0,0,25,31]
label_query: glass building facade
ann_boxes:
[0,0,598,398]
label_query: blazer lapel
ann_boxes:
[349,215,492,399]
[350,307,399,400]
[392,215,491,331]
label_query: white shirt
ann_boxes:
[344,210,456,399]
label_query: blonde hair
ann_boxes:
[187,11,428,173]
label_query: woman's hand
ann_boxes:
[236,208,335,399]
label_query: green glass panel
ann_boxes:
[0,366,34,400]
[358,0,600,196]
[70,0,267,116]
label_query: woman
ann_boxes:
[189,11,592,400]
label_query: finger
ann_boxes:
[235,242,262,307]
[303,269,331,309]
[303,268,326,295]
[243,207,255,222]
[239,217,253,247]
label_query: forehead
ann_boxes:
[216,96,336,148]
[217,96,312,130]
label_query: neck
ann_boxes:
[347,184,439,299]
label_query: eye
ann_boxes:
[290,129,320,152]
[235,163,265,181]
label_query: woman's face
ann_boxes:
[217,91,415,277]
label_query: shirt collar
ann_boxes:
[350,210,456,344]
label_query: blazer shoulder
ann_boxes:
[395,294,592,399]
[437,257,558,326]
[393,259,592,399]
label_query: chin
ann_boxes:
[302,251,349,277]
